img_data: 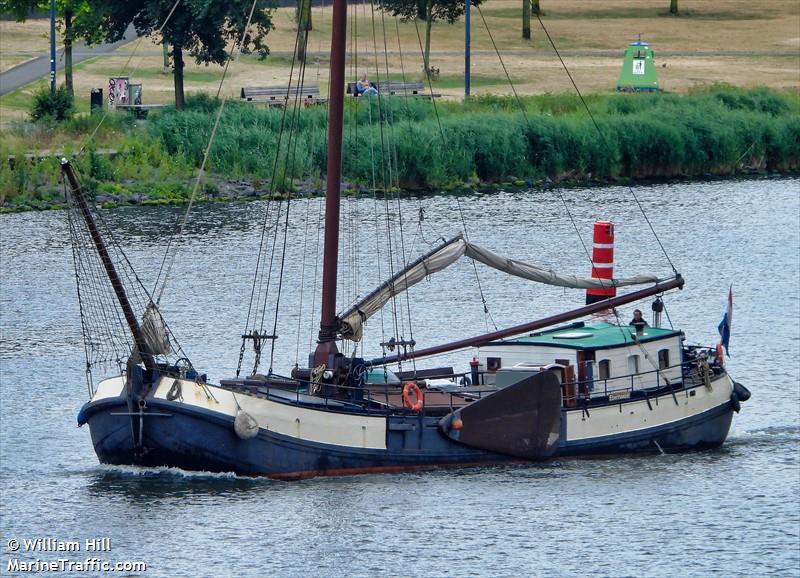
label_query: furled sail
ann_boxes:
[337,235,663,341]
[141,303,171,356]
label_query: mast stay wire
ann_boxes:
[367,1,405,362]
[475,7,670,374]
[76,0,183,159]
[475,5,664,352]
[153,0,261,307]
[533,12,678,276]
[378,9,418,357]
[237,13,308,376]
[267,34,313,373]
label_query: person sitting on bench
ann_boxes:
[356,74,378,96]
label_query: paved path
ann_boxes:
[0,25,137,96]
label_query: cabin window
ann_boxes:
[658,349,670,370]
[598,359,611,380]
[628,354,640,375]
[486,357,501,372]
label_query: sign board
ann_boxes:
[108,77,129,108]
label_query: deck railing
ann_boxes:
[222,346,722,416]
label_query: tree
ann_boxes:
[295,0,312,63]
[87,0,276,110]
[522,0,530,40]
[379,0,482,75]
[669,0,678,15]
[0,0,103,98]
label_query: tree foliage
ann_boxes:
[87,0,276,109]
[378,0,482,73]
[378,0,476,25]
[0,0,103,96]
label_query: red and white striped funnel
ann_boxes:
[585,220,616,305]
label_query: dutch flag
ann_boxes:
[718,285,733,356]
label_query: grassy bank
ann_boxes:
[1,86,798,212]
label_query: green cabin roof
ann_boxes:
[487,321,681,351]
[617,40,659,92]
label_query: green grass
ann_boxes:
[1,85,798,211]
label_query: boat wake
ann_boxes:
[95,463,244,480]
[726,424,800,448]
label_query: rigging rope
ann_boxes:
[153,0,261,307]
[534,12,678,275]
[474,5,668,345]
[237,14,307,376]
[76,0,183,158]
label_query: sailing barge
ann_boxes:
[66,0,749,479]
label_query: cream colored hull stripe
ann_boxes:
[565,375,733,441]
[91,375,732,449]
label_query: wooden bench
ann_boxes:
[115,104,167,118]
[240,85,326,106]
[346,80,440,98]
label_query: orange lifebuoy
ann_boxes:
[402,382,424,412]
[715,344,725,367]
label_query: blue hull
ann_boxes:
[82,393,736,479]
[84,398,512,479]
[558,401,734,457]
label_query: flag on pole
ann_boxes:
[718,285,733,356]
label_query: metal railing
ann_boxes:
[212,346,724,416]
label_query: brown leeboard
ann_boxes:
[439,371,562,459]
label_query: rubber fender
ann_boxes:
[730,391,741,413]
[234,410,259,440]
[733,381,751,402]
[77,407,88,427]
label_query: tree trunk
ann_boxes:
[522,0,531,40]
[172,44,185,111]
[532,0,540,15]
[296,0,312,63]
[63,9,74,97]
[162,42,170,74]
[670,0,678,14]
[423,0,433,75]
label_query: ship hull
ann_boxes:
[80,373,737,479]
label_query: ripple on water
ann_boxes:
[1,179,798,577]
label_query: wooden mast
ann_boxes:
[372,275,684,365]
[314,0,347,366]
[61,159,156,373]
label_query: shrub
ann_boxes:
[29,85,74,122]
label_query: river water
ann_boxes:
[1,178,798,577]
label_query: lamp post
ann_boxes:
[50,0,56,94]
[465,0,471,97]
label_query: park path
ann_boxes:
[0,25,137,97]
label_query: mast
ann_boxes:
[372,275,683,365]
[314,0,348,366]
[61,159,155,373]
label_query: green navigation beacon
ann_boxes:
[617,37,660,92]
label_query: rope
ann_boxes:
[76,0,183,158]
[534,12,677,275]
[268,34,312,372]
[472,5,646,349]
[152,0,261,306]
[237,16,306,376]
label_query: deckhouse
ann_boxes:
[477,321,683,400]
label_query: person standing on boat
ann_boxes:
[356,74,378,96]
[629,309,649,327]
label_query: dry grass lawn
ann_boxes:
[1,0,798,123]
